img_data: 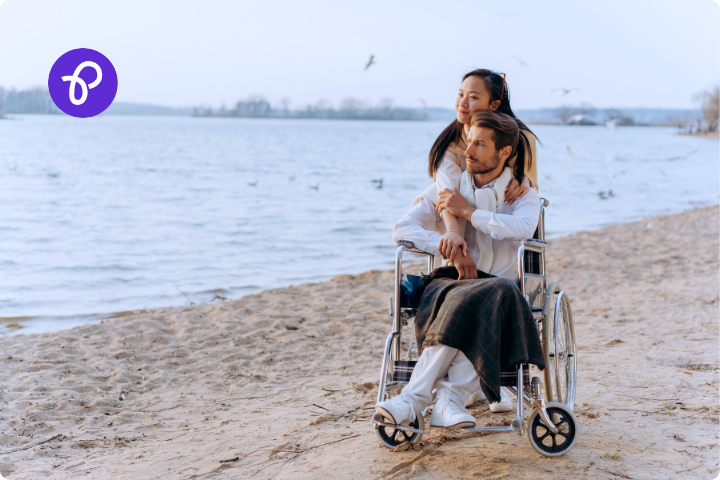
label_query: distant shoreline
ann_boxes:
[681,130,720,139]
[0,112,706,128]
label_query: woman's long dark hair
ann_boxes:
[428,69,537,184]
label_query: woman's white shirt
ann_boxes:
[434,151,465,194]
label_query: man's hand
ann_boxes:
[453,253,478,280]
[437,187,474,221]
[439,231,467,262]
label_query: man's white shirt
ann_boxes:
[392,176,541,280]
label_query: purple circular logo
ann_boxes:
[48,48,118,118]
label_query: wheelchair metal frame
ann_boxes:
[373,199,578,451]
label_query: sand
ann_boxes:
[0,206,718,479]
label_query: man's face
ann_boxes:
[464,126,502,174]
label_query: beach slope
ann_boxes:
[0,206,718,479]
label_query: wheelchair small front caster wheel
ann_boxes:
[376,413,424,449]
[511,417,524,435]
[526,402,578,457]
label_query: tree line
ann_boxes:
[0,87,59,115]
[192,96,429,121]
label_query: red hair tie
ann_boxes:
[500,74,506,102]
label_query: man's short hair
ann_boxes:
[470,111,520,156]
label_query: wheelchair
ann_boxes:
[373,198,579,457]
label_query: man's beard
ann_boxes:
[466,151,502,174]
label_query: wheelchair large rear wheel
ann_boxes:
[543,283,577,410]
[376,413,424,449]
[526,402,579,457]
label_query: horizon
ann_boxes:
[0,89,707,113]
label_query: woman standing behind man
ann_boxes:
[425,69,539,412]
[431,69,539,263]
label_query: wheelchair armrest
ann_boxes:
[395,240,435,256]
[522,238,548,253]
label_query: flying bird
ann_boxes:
[372,179,383,189]
[512,56,532,71]
[551,87,581,96]
[364,55,376,71]
[418,99,428,111]
[309,183,319,191]
[566,146,575,161]
[605,118,621,131]
[597,190,614,200]
[288,175,296,181]
[247,180,258,187]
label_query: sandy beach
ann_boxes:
[0,206,718,479]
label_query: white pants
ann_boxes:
[397,345,480,414]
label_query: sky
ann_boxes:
[0,0,718,110]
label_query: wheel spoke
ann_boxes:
[390,429,398,441]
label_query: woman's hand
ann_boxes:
[439,231,467,262]
[504,177,531,204]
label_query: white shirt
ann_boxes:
[435,152,465,193]
[392,177,541,280]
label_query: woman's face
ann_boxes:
[455,76,499,125]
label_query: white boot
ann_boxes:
[375,396,416,426]
[430,397,476,429]
[489,387,513,413]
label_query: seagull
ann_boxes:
[247,180,258,187]
[566,146,575,161]
[418,99,428,111]
[606,118,621,131]
[551,87,581,96]
[372,179,383,189]
[513,56,532,71]
[309,183,319,191]
[364,55,375,71]
[597,189,614,200]
[288,175,296,181]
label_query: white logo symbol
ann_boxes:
[61,61,103,106]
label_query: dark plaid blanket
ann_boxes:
[415,266,545,403]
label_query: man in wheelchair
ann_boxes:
[376,110,544,430]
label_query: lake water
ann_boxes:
[1,115,718,335]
